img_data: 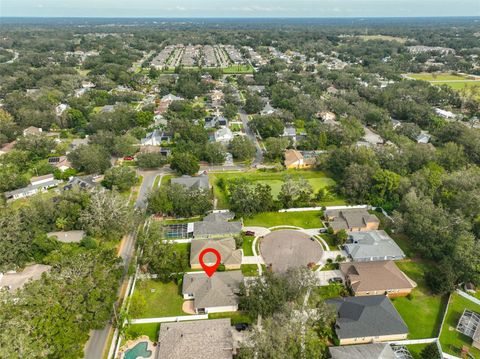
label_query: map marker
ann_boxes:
[199,248,221,277]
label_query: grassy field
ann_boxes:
[243,210,324,228]
[209,170,342,209]
[391,260,448,339]
[440,292,480,358]
[407,72,469,81]
[223,64,254,74]
[125,323,160,341]
[129,280,188,318]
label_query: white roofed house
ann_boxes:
[140,130,171,146]
[4,174,62,201]
[214,127,234,144]
[416,131,431,144]
[55,103,69,117]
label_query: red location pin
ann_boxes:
[199,248,221,277]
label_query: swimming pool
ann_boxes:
[124,341,152,359]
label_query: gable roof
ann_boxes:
[340,261,416,293]
[329,343,396,359]
[326,295,408,339]
[192,213,242,238]
[325,208,379,231]
[182,271,243,309]
[284,149,303,166]
[190,238,242,267]
[158,319,233,359]
[171,174,210,190]
[344,230,405,261]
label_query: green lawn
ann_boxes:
[309,284,348,305]
[392,260,448,339]
[125,323,160,341]
[223,64,254,74]
[243,210,324,229]
[407,72,469,81]
[406,343,429,359]
[241,234,255,256]
[241,264,259,276]
[209,170,342,209]
[208,311,253,324]
[129,280,188,318]
[440,292,480,358]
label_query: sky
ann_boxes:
[1,0,479,18]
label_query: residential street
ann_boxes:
[239,110,263,166]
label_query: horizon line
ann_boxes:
[1,15,480,19]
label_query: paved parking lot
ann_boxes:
[259,229,323,272]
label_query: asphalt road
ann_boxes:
[83,169,165,359]
[239,110,263,166]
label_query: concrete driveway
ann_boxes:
[315,270,344,286]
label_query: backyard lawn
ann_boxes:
[439,292,480,358]
[125,323,160,341]
[209,170,343,209]
[405,343,429,359]
[391,260,448,339]
[208,311,253,324]
[129,280,188,318]
[223,64,254,74]
[243,210,324,229]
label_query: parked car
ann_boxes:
[235,323,249,331]
[328,277,343,284]
[310,237,316,241]
[244,230,255,236]
[123,156,135,161]
[318,228,328,233]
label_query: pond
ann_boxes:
[124,341,152,359]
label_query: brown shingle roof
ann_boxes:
[340,261,416,294]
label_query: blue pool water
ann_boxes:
[124,342,152,359]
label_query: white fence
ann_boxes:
[457,289,480,305]
[130,314,208,324]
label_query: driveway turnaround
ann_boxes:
[259,229,323,272]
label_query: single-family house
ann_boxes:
[69,137,89,152]
[260,102,276,116]
[171,174,211,191]
[23,126,42,136]
[340,261,416,297]
[190,238,242,270]
[47,230,86,243]
[0,140,16,156]
[0,264,52,292]
[191,212,243,239]
[284,149,315,169]
[157,319,234,359]
[4,174,62,200]
[324,208,380,233]
[329,343,398,359]
[282,126,297,140]
[416,131,431,144]
[435,108,457,120]
[344,230,405,262]
[317,111,337,123]
[214,127,234,144]
[141,130,171,146]
[161,93,184,103]
[55,103,68,117]
[64,175,102,191]
[182,271,244,313]
[326,295,408,345]
[48,156,71,172]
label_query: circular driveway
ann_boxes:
[259,229,323,272]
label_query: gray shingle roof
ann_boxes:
[326,295,408,339]
[182,271,243,310]
[344,230,405,261]
[157,319,233,359]
[190,238,242,267]
[192,212,242,238]
[171,174,210,190]
[326,208,379,231]
[329,343,396,359]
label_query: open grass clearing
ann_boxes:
[391,260,448,339]
[243,210,324,229]
[406,72,469,81]
[439,292,480,358]
[129,280,188,318]
[208,311,253,324]
[223,64,254,74]
[209,170,342,209]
